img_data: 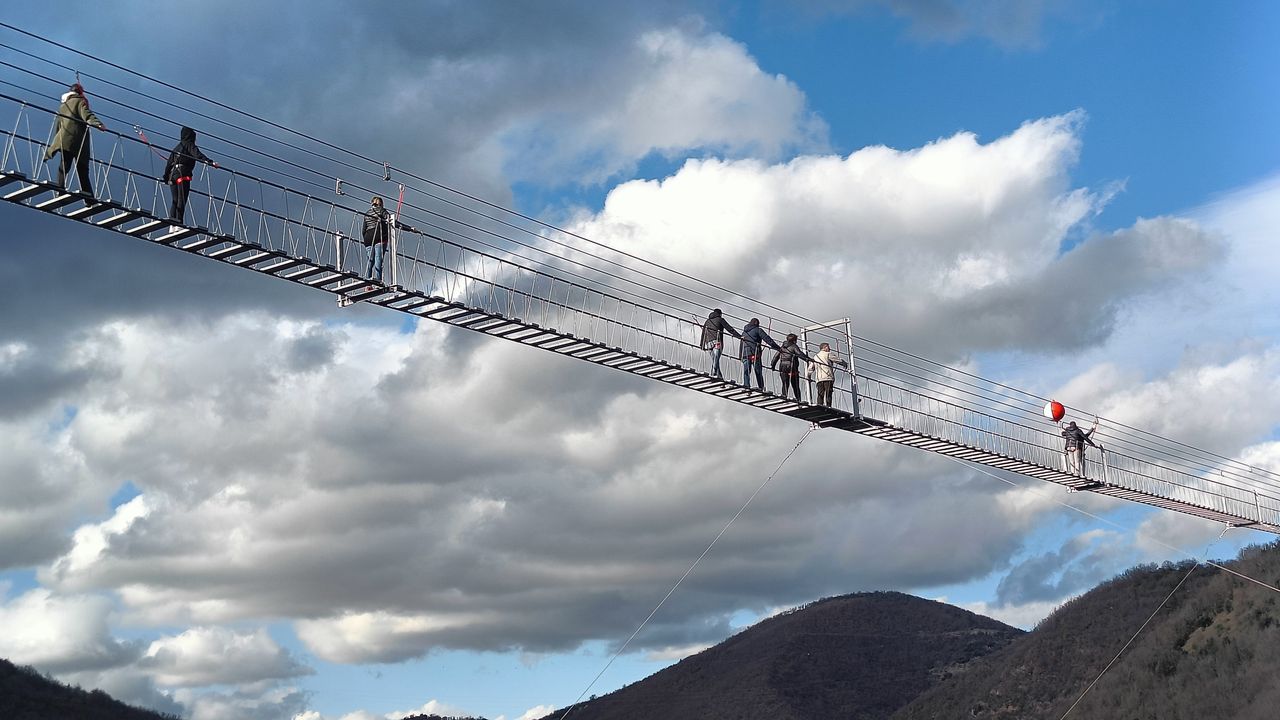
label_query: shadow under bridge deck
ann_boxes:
[2,90,1277,535]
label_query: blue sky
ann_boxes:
[729,1,1280,224]
[1,3,1278,720]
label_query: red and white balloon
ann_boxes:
[1043,400,1066,422]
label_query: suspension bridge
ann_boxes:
[1,29,1277,535]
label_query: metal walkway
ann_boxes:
[2,86,1277,535]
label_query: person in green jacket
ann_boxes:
[43,83,106,194]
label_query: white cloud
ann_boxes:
[644,642,712,661]
[296,610,490,665]
[503,26,827,182]
[1132,512,1236,560]
[1240,441,1280,475]
[47,495,151,582]
[1056,350,1280,456]
[0,589,136,673]
[960,599,1062,630]
[566,112,1217,358]
[175,683,310,720]
[26,311,1048,663]
[141,626,312,687]
[288,699,472,720]
[387,699,471,719]
[517,705,558,720]
[0,413,116,569]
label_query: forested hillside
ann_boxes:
[0,658,175,720]
[894,541,1280,720]
[540,592,1023,720]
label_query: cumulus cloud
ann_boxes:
[1056,349,1280,456]
[1133,512,1237,560]
[0,421,94,568]
[17,1,813,196]
[291,699,472,720]
[0,589,138,673]
[517,705,558,720]
[140,626,312,687]
[389,699,471,719]
[565,112,1221,359]
[502,27,827,182]
[959,598,1062,630]
[644,642,713,661]
[994,529,1131,606]
[28,312,1047,664]
[174,684,310,720]
[0,339,105,419]
[0,586,312,716]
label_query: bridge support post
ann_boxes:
[389,212,399,288]
[801,317,859,416]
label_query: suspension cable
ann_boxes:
[558,426,816,719]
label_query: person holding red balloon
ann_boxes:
[1061,417,1100,477]
[1044,401,1102,477]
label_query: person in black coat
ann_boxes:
[1061,419,1100,477]
[770,333,812,401]
[739,318,780,391]
[701,309,742,380]
[362,196,391,282]
[162,126,217,223]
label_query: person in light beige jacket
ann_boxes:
[810,343,848,407]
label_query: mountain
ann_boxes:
[893,540,1280,720]
[541,592,1024,720]
[0,657,176,720]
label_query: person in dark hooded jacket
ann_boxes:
[362,196,391,282]
[739,318,781,390]
[162,127,218,223]
[701,309,742,380]
[44,83,106,194]
[1060,418,1100,477]
[770,333,812,401]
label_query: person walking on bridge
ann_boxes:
[771,333,812,401]
[701,309,741,381]
[362,196,392,283]
[44,83,106,196]
[1061,418,1100,477]
[740,318,780,391]
[162,127,218,223]
[810,342,849,407]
